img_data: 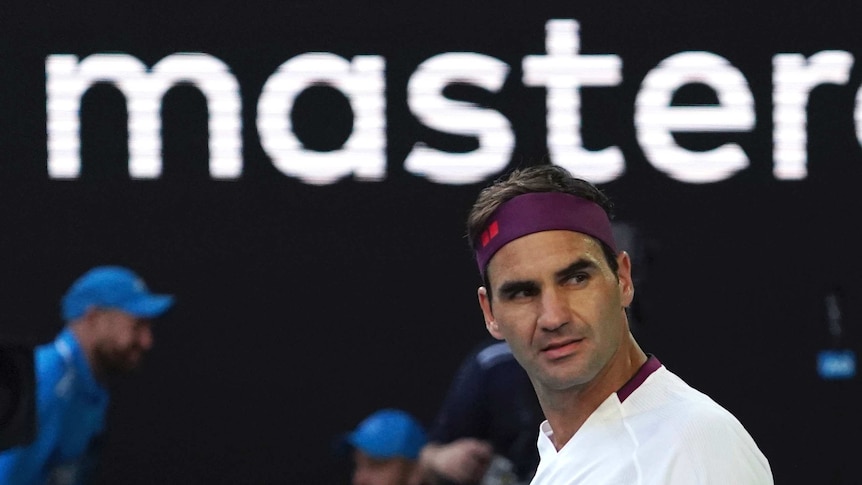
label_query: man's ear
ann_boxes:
[83,306,102,322]
[616,251,635,308]
[478,286,503,340]
[80,306,110,331]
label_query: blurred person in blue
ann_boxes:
[0,265,174,485]
[338,408,429,485]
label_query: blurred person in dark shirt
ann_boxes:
[416,338,542,485]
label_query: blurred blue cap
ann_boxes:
[61,266,175,321]
[341,409,427,460]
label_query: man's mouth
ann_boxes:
[541,338,582,360]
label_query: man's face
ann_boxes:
[351,450,414,485]
[478,230,634,395]
[92,309,154,374]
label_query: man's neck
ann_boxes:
[68,321,105,382]
[537,338,647,450]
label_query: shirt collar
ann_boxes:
[57,327,108,396]
[616,354,662,403]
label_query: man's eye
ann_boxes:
[565,273,589,285]
[502,286,538,300]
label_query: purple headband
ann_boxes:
[474,192,617,277]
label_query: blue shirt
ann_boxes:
[0,328,109,485]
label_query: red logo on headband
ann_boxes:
[481,220,499,247]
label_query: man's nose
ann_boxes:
[537,287,570,331]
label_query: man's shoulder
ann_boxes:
[33,336,76,395]
[630,366,751,436]
[446,339,525,394]
[473,340,516,369]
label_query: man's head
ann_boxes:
[62,266,174,376]
[467,164,618,290]
[341,409,427,485]
[467,165,638,397]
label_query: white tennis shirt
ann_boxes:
[531,357,773,484]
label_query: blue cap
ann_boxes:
[61,266,175,321]
[342,409,427,460]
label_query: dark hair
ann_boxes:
[466,164,618,287]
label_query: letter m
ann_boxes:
[46,53,242,179]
